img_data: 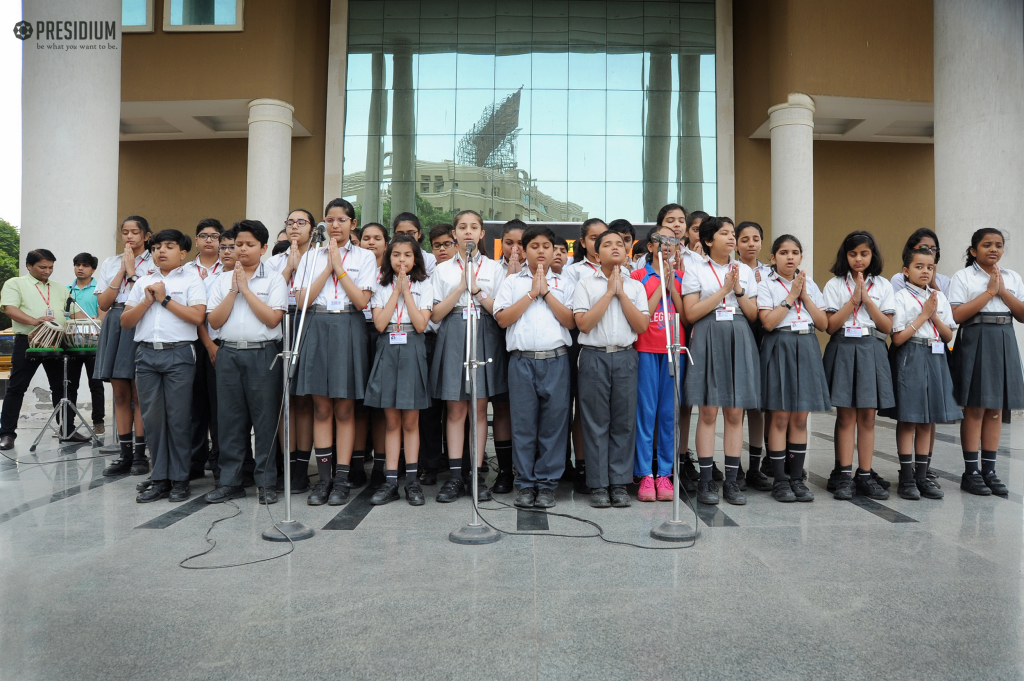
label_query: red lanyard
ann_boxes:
[844,278,873,323]
[909,289,939,339]
[707,261,731,308]
[35,283,50,307]
[585,260,598,273]
[120,254,145,294]
[775,278,802,317]
[331,250,350,298]
[395,284,406,329]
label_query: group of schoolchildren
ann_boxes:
[89,198,1024,512]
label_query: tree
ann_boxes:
[355,191,455,249]
[0,219,19,330]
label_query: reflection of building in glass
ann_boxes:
[344,159,588,223]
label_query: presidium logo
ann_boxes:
[13,19,117,42]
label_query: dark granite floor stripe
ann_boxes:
[0,471,129,525]
[680,489,738,527]
[136,496,210,529]
[806,472,917,523]
[516,508,549,531]
[321,485,376,530]
[873,420,1021,459]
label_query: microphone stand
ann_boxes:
[650,245,697,542]
[450,242,501,545]
[263,227,321,543]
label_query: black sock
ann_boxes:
[406,463,418,485]
[295,449,311,477]
[769,450,788,481]
[963,450,980,475]
[856,468,871,483]
[133,434,147,460]
[372,451,386,472]
[981,449,997,475]
[448,457,462,481]
[335,463,350,482]
[698,456,714,482]
[833,457,841,473]
[314,447,333,482]
[840,464,853,480]
[118,433,133,459]
[351,450,364,471]
[748,445,763,472]
[897,453,914,482]
[724,456,740,482]
[386,468,398,486]
[787,442,806,482]
[495,439,513,473]
[915,454,930,483]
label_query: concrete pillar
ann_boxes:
[363,51,387,224]
[714,0,735,220]
[246,99,294,230]
[21,0,121,283]
[677,54,704,213]
[768,93,815,277]
[643,51,672,222]
[391,48,416,218]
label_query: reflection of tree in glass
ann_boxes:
[0,219,20,330]
[355,194,454,249]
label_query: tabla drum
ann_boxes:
[63,319,101,353]
[29,320,64,350]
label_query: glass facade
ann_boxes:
[342,0,716,227]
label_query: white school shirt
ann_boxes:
[431,253,505,309]
[292,241,377,308]
[185,255,223,280]
[207,263,288,342]
[202,271,225,341]
[680,257,759,307]
[745,260,773,286]
[423,250,437,276]
[370,278,433,327]
[821,274,896,329]
[947,263,1024,313]
[756,270,824,329]
[94,251,157,304]
[125,266,207,343]
[892,271,950,297]
[492,268,575,351]
[363,266,382,319]
[266,250,304,306]
[892,283,957,339]
[563,258,630,287]
[572,268,649,348]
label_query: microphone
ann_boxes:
[312,222,327,244]
[465,241,476,256]
[65,295,74,314]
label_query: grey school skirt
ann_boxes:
[94,306,138,381]
[364,330,431,410]
[684,314,761,409]
[822,332,895,410]
[951,317,1024,410]
[294,310,369,400]
[759,329,831,413]
[884,340,962,424]
[430,310,508,401]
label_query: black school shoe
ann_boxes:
[370,482,400,505]
[737,463,746,491]
[535,489,556,508]
[833,478,854,500]
[897,479,921,500]
[514,488,536,508]
[790,479,814,502]
[722,480,746,505]
[696,480,719,505]
[855,470,889,500]
[418,469,438,486]
[307,478,333,505]
[870,469,891,490]
[712,462,724,481]
[258,487,278,505]
[916,478,944,499]
[405,481,425,506]
[102,452,133,477]
[826,468,842,492]
[681,451,700,481]
[348,463,368,488]
[760,455,773,477]
[960,472,992,496]
[590,487,611,508]
[491,469,515,494]
[772,480,796,503]
[137,480,171,503]
[436,476,465,503]
[291,462,311,494]
[328,473,351,506]
[476,474,493,502]
[205,485,245,503]
[610,486,631,507]
[573,465,589,494]
[983,472,1009,496]
[745,468,773,492]
[168,481,190,503]
[130,456,150,477]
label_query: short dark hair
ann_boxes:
[429,223,454,243]
[829,230,883,278]
[391,212,421,234]
[552,235,569,250]
[501,218,528,237]
[73,252,99,269]
[149,229,192,252]
[521,225,556,249]
[686,210,709,229]
[232,220,269,247]
[379,235,428,286]
[594,230,625,252]
[195,218,224,236]
[26,249,56,267]
[220,228,237,242]
[736,221,763,240]
[656,203,687,226]
[607,218,635,241]
[271,240,290,256]
[698,216,732,254]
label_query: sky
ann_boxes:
[0,1,22,228]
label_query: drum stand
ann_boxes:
[29,350,101,452]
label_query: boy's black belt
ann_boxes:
[510,347,568,360]
[110,302,126,309]
[963,313,1011,326]
[581,344,631,353]
[218,340,277,350]
[139,341,191,350]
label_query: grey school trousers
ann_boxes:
[135,343,196,483]
[216,343,282,489]
[508,352,570,490]
[577,347,638,489]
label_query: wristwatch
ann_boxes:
[736,288,746,298]
[160,295,172,308]
[126,275,138,283]
[781,300,793,310]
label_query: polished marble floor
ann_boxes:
[2,408,1024,681]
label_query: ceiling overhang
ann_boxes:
[120,99,312,142]
[750,95,933,144]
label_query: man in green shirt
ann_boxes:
[0,249,85,449]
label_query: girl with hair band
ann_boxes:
[392,212,437,275]
[429,209,507,503]
[680,216,761,505]
[822,231,895,500]
[757,235,830,502]
[560,217,609,493]
[364,235,433,506]
[96,216,156,478]
[266,209,316,493]
[631,223,685,501]
[887,246,959,500]
[948,228,1024,496]
[356,222,389,487]
[293,198,377,507]
[735,220,773,491]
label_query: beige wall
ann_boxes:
[117,0,331,254]
[734,0,935,278]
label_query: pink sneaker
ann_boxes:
[655,476,674,501]
[637,475,656,502]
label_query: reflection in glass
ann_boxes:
[344,0,716,226]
